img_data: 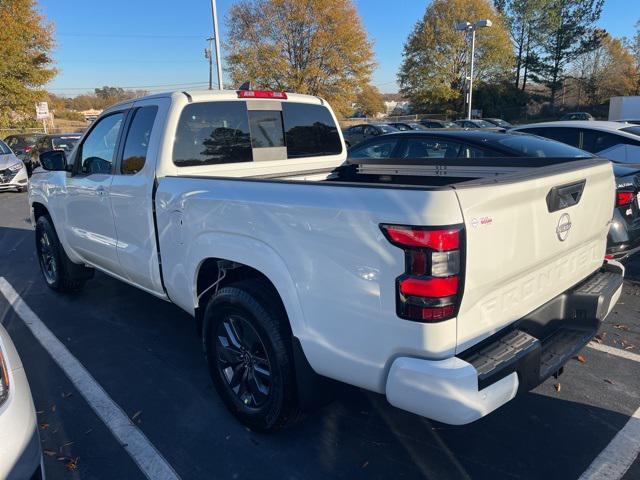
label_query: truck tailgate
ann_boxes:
[454,159,615,352]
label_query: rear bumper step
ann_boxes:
[460,262,624,391]
[385,261,623,425]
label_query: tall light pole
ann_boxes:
[455,19,492,119]
[210,0,223,90]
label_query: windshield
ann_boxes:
[473,120,495,128]
[378,125,398,133]
[52,136,81,152]
[490,119,512,127]
[6,135,39,149]
[493,134,591,158]
[621,126,640,137]
[0,140,11,155]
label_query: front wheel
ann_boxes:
[203,281,300,432]
[35,215,92,292]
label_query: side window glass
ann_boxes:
[173,101,252,166]
[348,139,398,158]
[401,139,462,158]
[121,106,158,174]
[581,130,620,154]
[459,144,488,158]
[79,113,124,174]
[543,128,580,148]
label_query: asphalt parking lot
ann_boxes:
[1,190,639,480]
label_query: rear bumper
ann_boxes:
[385,261,624,425]
[607,209,640,260]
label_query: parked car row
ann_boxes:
[342,117,513,146]
[0,133,82,192]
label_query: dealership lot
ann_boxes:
[0,191,639,480]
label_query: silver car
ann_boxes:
[0,324,43,479]
[0,140,28,192]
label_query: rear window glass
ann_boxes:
[282,103,342,158]
[173,101,343,166]
[52,136,81,152]
[248,110,285,148]
[173,102,252,166]
[378,125,397,133]
[621,126,640,137]
[494,134,589,158]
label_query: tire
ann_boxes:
[35,215,93,292]
[203,280,300,432]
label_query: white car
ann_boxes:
[28,89,622,431]
[0,324,43,479]
[0,140,28,192]
[511,121,640,165]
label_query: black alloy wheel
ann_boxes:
[216,314,272,409]
[36,226,58,286]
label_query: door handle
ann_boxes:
[96,186,107,196]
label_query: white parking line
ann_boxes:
[579,340,640,479]
[578,407,640,480]
[0,278,180,480]
[588,342,640,363]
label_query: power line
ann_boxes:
[57,32,203,39]
[47,81,210,92]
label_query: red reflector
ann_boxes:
[420,305,455,321]
[605,254,614,260]
[383,226,459,251]
[617,191,634,206]
[399,276,458,298]
[237,90,288,99]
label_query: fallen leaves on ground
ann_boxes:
[66,457,79,471]
[575,354,586,363]
[613,324,630,331]
[554,383,562,392]
[604,379,615,385]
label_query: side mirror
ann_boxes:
[39,150,67,171]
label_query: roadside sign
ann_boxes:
[36,102,50,120]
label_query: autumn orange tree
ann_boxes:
[225,0,375,117]
[0,0,56,129]
[355,84,385,117]
[573,31,637,106]
[398,0,513,113]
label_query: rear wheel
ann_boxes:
[203,281,300,432]
[35,215,92,292]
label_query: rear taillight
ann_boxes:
[381,224,463,322]
[617,191,635,206]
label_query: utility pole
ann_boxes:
[205,37,214,90]
[210,0,223,90]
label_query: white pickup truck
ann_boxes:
[29,89,624,431]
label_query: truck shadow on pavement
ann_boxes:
[0,223,636,480]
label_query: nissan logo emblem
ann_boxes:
[556,213,572,241]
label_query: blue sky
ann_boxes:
[39,0,638,96]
